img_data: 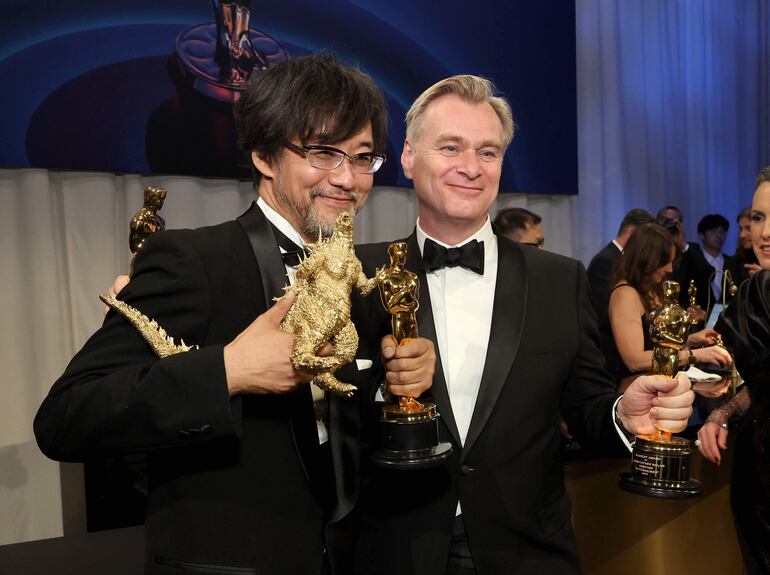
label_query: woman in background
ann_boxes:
[698,166,770,574]
[733,206,762,285]
[608,223,730,382]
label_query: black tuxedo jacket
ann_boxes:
[587,242,622,378]
[353,232,622,575]
[587,241,620,331]
[34,203,376,575]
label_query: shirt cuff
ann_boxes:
[612,395,635,453]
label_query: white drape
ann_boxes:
[0,168,564,545]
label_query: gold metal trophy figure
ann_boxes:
[688,279,699,325]
[371,241,452,468]
[620,280,702,498]
[129,185,167,254]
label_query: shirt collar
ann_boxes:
[415,216,495,255]
[257,196,305,248]
[612,239,624,252]
[703,249,724,267]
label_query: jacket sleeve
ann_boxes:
[560,260,625,453]
[34,230,242,462]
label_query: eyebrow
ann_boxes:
[434,133,503,150]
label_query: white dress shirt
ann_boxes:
[416,217,498,446]
[257,197,328,444]
[415,218,633,520]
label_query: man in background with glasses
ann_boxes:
[35,54,435,575]
[492,206,544,247]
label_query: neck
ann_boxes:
[258,181,314,243]
[703,245,721,258]
[420,214,487,246]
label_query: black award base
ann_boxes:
[372,401,452,469]
[619,435,702,499]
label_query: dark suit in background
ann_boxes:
[587,241,622,380]
[672,243,736,315]
[353,233,622,575]
[35,204,374,574]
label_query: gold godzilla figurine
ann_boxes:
[280,211,382,397]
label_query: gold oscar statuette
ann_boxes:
[129,185,168,256]
[619,280,702,498]
[370,241,452,468]
[687,279,699,325]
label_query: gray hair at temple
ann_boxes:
[756,165,770,188]
[405,75,516,149]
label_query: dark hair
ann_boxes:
[233,53,388,170]
[737,206,752,222]
[656,205,683,222]
[697,214,729,235]
[756,165,770,188]
[617,208,656,236]
[492,207,541,240]
[611,223,679,311]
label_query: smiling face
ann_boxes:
[254,123,374,241]
[402,94,504,245]
[751,181,770,270]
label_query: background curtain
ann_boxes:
[1,0,769,546]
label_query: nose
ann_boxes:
[456,150,481,178]
[327,158,356,190]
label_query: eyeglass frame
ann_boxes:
[520,238,545,248]
[284,142,386,174]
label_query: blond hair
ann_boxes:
[405,75,515,149]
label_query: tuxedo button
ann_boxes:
[460,465,475,476]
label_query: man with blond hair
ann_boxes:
[355,75,694,575]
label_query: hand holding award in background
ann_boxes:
[620,280,702,498]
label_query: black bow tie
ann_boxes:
[271,225,309,268]
[422,238,485,275]
[281,248,310,268]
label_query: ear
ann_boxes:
[252,150,276,180]
[400,140,414,181]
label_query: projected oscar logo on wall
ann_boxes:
[0,0,578,195]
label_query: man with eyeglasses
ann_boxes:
[492,206,544,247]
[34,54,435,575]
[353,75,695,575]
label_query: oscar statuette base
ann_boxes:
[372,402,452,469]
[619,436,702,499]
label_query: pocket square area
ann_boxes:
[356,359,373,370]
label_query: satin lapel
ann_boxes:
[462,236,527,457]
[406,233,462,446]
[236,201,289,307]
[237,201,317,485]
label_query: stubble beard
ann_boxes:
[276,185,360,239]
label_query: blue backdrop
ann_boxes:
[0,0,578,194]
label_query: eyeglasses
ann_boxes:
[521,238,545,248]
[284,142,386,174]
